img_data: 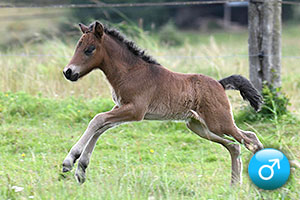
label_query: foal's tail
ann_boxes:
[219,75,263,111]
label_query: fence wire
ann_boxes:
[1,1,248,9]
[1,0,300,9]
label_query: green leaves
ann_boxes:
[236,84,293,122]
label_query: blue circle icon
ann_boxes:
[248,148,290,190]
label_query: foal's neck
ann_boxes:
[100,34,146,88]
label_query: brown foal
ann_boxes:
[62,21,264,184]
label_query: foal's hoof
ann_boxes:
[245,143,256,153]
[62,166,72,173]
[230,179,242,186]
[75,166,86,184]
[245,143,263,154]
[255,142,264,153]
[62,159,73,173]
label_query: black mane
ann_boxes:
[89,23,159,65]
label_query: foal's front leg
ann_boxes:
[62,114,105,173]
[62,104,145,180]
[74,130,104,183]
[62,106,119,172]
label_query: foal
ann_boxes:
[62,21,263,184]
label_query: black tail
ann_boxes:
[219,75,263,111]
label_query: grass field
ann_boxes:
[0,24,300,199]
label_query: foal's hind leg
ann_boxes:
[202,106,263,154]
[186,116,242,184]
[223,126,263,154]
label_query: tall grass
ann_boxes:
[0,40,110,98]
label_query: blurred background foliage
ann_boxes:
[0,0,299,49]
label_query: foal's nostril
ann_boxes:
[68,73,79,81]
[64,68,72,79]
[66,68,72,76]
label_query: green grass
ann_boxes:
[0,24,300,199]
[0,92,299,199]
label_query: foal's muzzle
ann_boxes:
[63,68,79,82]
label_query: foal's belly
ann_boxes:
[144,89,195,121]
[144,112,192,121]
[144,105,193,121]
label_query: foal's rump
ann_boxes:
[191,74,235,135]
[190,73,262,137]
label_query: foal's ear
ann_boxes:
[79,23,89,34]
[93,21,104,39]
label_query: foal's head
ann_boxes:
[63,21,105,81]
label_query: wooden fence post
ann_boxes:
[248,0,282,92]
[223,3,231,28]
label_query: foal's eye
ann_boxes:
[84,45,96,56]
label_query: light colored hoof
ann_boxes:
[246,143,263,154]
[75,166,86,184]
[257,141,264,151]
